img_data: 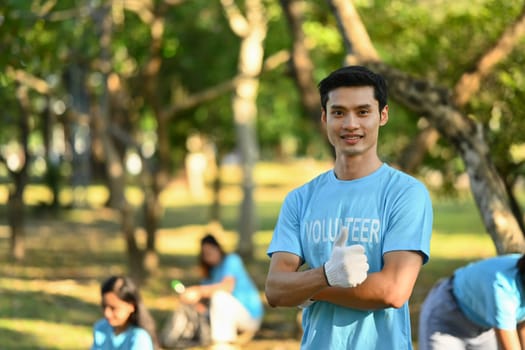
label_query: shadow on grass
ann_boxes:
[0,328,50,350]
[160,201,281,232]
[0,289,99,326]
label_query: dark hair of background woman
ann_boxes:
[199,234,226,278]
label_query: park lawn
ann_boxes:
[0,161,496,349]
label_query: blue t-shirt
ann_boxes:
[453,254,525,330]
[203,253,264,320]
[267,164,433,349]
[91,318,153,350]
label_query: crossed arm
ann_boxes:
[265,250,424,310]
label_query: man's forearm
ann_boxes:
[265,267,328,307]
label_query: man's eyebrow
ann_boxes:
[328,104,346,110]
[355,104,372,109]
[328,103,372,110]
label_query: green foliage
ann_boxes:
[1,0,525,194]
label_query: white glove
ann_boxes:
[323,227,369,288]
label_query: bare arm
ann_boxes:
[518,322,525,349]
[265,252,329,307]
[181,276,235,304]
[312,250,423,309]
[199,276,235,297]
[495,328,521,350]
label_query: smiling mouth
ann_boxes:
[342,135,362,140]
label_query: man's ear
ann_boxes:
[321,109,327,123]
[379,105,389,126]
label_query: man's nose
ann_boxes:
[342,114,359,128]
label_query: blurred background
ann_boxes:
[1,0,524,348]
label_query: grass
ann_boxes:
[0,160,497,349]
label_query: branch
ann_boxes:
[6,67,50,94]
[220,0,250,37]
[124,0,155,24]
[160,49,289,121]
[263,49,290,71]
[454,3,525,106]
[40,5,92,21]
[160,76,240,121]
[327,0,380,63]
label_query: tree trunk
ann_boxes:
[280,0,321,129]
[63,63,92,208]
[8,190,25,261]
[8,85,31,260]
[280,0,333,157]
[221,0,267,259]
[94,3,145,276]
[397,126,439,174]
[140,3,171,273]
[42,96,61,209]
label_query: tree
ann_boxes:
[220,0,268,258]
[327,0,525,253]
[5,84,31,260]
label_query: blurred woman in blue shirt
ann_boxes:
[91,275,158,350]
[178,234,264,346]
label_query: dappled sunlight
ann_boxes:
[0,225,8,238]
[0,277,100,305]
[23,185,54,205]
[160,160,332,208]
[157,226,239,255]
[429,231,496,259]
[0,186,7,204]
[0,319,93,349]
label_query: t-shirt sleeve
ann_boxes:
[493,276,520,330]
[205,254,244,284]
[267,190,304,260]
[223,254,244,278]
[382,181,433,264]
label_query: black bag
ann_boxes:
[159,303,211,349]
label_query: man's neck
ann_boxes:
[333,156,383,180]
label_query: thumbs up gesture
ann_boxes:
[323,227,369,288]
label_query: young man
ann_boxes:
[265,65,433,349]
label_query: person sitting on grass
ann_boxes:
[91,275,158,350]
[160,233,264,349]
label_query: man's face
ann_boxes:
[321,86,388,159]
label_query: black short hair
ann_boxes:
[318,65,387,112]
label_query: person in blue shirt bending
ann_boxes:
[419,254,525,350]
[265,65,433,350]
[91,275,158,350]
